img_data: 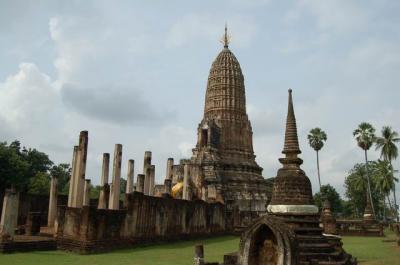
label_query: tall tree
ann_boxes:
[353,122,376,217]
[375,126,400,221]
[372,160,397,221]
[307,128,327,192]
[344,163,381,218]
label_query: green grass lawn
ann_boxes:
[0,232,398,265]
[342,230,400,265]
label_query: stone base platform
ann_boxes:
[0,235,56,253]
[57,232,229,254]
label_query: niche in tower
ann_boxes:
[201,128,208,147]
[248,224,278,265]
[209,120,221,148]
[199,121,220,148]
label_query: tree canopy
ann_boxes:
[353,122,376,151]
[314,184,341,214]
[307,128,327,152]
[0,140,71,195]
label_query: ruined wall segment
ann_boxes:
[56,192,226,253]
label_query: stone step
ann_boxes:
[299,250,343,260]
[299,242,333,249]
[317,261,348,265]
[297,234,326,240]
[294,227,324,234]
[299,247,334,254]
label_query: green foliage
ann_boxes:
[344,162,386,218]
[313,184,342,214]
[307,127,327,151]
[23,147,53,177]
[0,141,30,191]
[375,125,400,220]
[90,185,101,199]
[353,122,376,151]
[50,163,71,194]
[120,178,127,194]
[375,126,400,161]
[340,199,354,218]
[0,140,69,195]
[372,160,397,195]
[27,171,50,195]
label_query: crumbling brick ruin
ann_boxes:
[47,130,226,253]
[209,90,357,265]
[56,192,226,253]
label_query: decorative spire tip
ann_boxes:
[221,23,231,48]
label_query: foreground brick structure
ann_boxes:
[56,192,226,253]
[214,90,357,265]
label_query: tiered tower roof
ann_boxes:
[267,89,318,214]
[204,43,247,119]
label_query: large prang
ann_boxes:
[189,26,272,228]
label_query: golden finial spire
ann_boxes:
[220,23,230,48]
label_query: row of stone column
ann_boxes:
[65,132,131,211]
[97,144,136,210]
[64,131,192,214]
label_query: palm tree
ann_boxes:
[307,128,327,192]
[353,122,376,217]
[372,160,398,221]
[346,164,369,217]
[375,126,400,221]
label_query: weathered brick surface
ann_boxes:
[57,192,226,253]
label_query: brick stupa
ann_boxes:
[215,90,357,265]
[265,89,356,264]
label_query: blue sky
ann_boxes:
[1,0,399,197]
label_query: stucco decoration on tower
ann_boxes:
[188,26,272,228]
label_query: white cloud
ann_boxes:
[0,63,59,131]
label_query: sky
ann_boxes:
[1,0,399,198]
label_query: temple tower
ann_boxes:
[190,26,272,223]
[267,89,318,214]
[263,90,356,265]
